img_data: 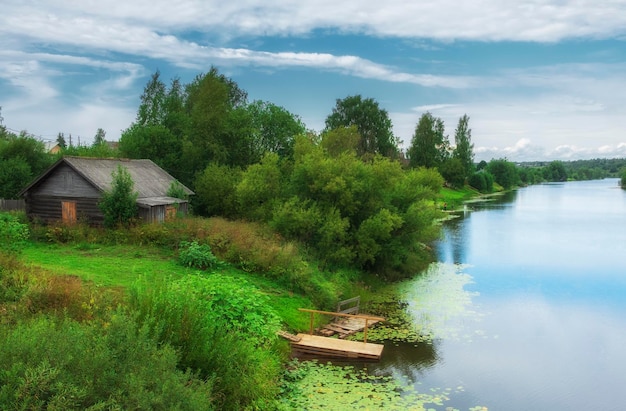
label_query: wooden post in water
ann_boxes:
[364,319,369,343]
[309,311,314,335]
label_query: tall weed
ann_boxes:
[128,274,283,410]
[0,315,214,410]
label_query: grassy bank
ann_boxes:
[1,213,381,409]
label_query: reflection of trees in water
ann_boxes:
[438,216,466,264]
[368,340,440,384]
[437,190,519,264]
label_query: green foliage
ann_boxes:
[0,212,29,253]
[0,315,214,410]
[452,114,475,178]
[128,275,282,410]
[119,124,182,175]
[486,158,519,190]
[193,162,241,217]
[543,160,568,182]
[324,95,399,158]
[439,157,466,188]
[245,100,306,161]
[468,170,494,193]
[408,112,450,169]
[320,125,361,157]
[61,143,119,158]
[0,131,52,177]
[92,128,106,146]
[236,153,284,221]
[178,240,220,270]
[0,157,32,198]
[166,180,188,200]
[98,165,138,228]
[621,168,626,189]
[0,251,28,303]
[239,141,443,279]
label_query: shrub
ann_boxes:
[0,315,215,410]
[98,165,138,228]
[468,171,494,193]
[0,212,29,253]
[128,275,282,411]
[178,240,220,270]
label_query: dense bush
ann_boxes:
[0,212,29,253]
[439,157,466,188]
[178,240,220,270]
[468,171,494,193]
[486,158,519,189]
[244,140,444,279]
[99,165,138,228]
[0,315,214,410]
[128,275,282,410]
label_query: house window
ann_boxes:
[61,201,77,224]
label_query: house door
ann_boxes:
[61,201,77,224]
[165,205,177,221]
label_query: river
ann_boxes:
[367,178,626,410]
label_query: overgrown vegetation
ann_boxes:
[1,213,314,410]
[98,165,138,228]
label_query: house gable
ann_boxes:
[29,163,100,198]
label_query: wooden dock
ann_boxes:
[283,307,385,360]
[291,333,384,360]
[319,315,382,339]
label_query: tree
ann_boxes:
[193,163,242,218]
[543,161,567,182]
[136,71,167,126]
[0,157,32,198]
[56,132,67,149]
[487,158,519,189]
[99,165,138,228]
[407,112,449,169]
[93,128,107,146]
[182,68,249,175]
[324,95,398,158]
[245,100,306,161]
[452,114,474,178]
[439,158,466,188]
[119,124,181,175]
[0,106,5,137]
[0,132,52,178]
[320,125,361,157]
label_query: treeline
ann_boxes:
[0,68,479,280]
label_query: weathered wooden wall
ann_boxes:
[0,199,25,211]
[25,195,103,224]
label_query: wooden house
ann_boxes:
[19,156,194,224]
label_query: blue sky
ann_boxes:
[2,1,626,162]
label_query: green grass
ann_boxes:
[20,241,317,331]
[21,243,182,288]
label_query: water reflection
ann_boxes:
[368,179,626,410]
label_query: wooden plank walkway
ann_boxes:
[319,316,382,339]
[291,333,384,360]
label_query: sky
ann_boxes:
[1,1,626,162]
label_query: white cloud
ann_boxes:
[2,1,626,160]
[6,0,626,42]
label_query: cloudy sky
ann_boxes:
[2,0,626,162]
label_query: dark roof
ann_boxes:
[20,156,194,198]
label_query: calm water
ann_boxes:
[372,179,626,410]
